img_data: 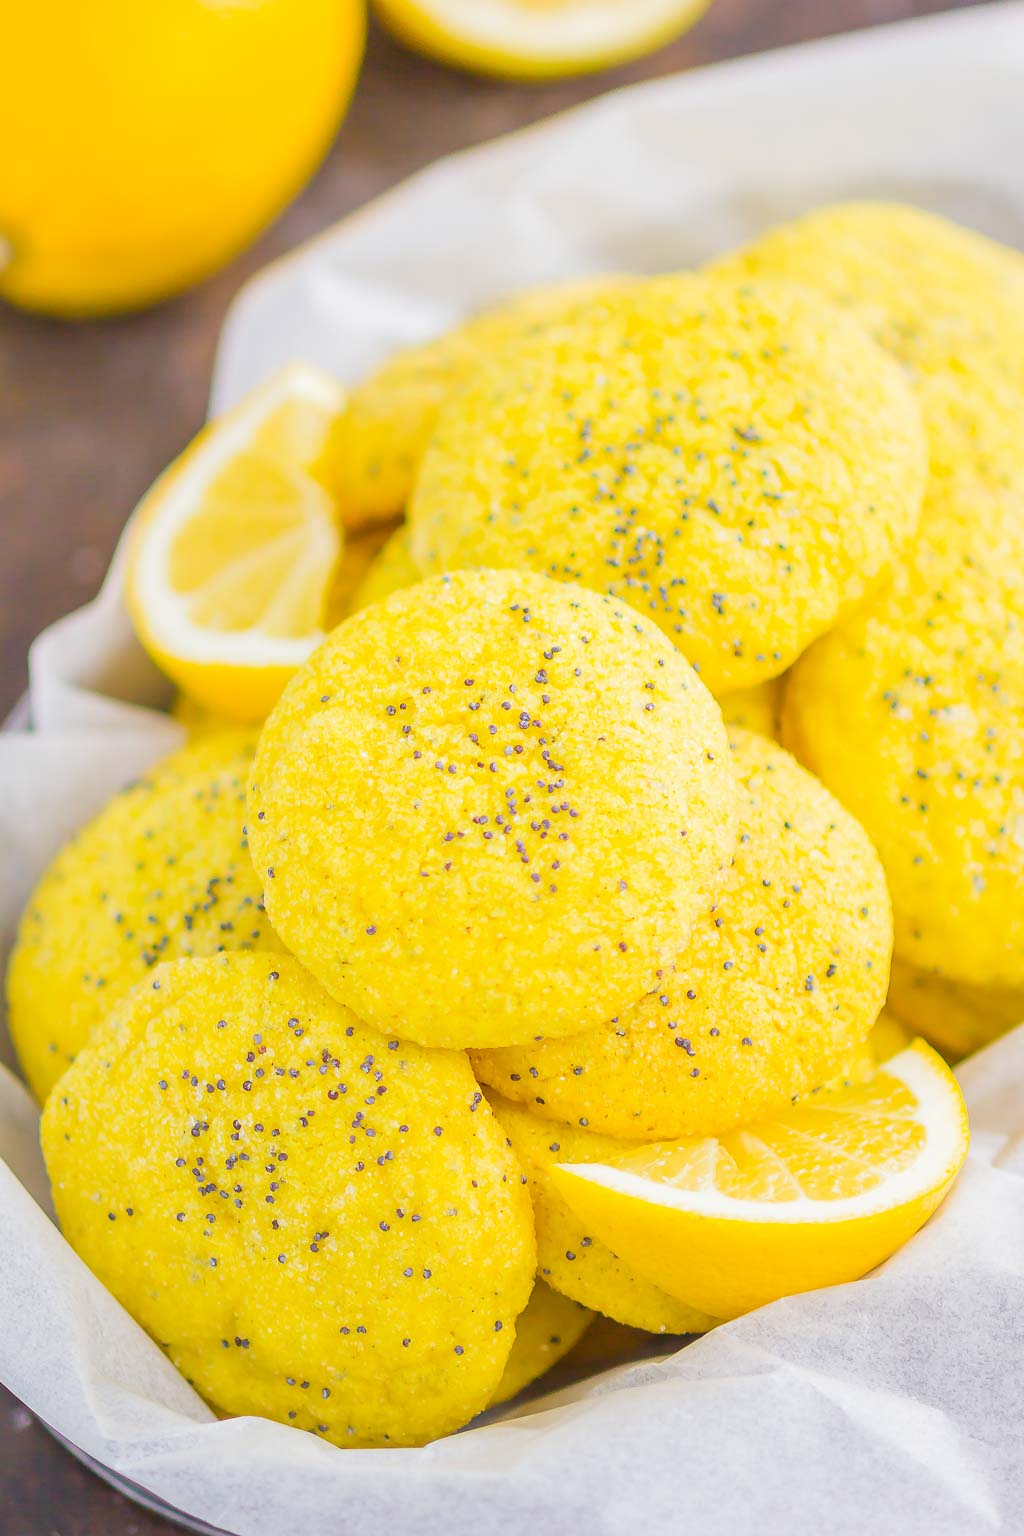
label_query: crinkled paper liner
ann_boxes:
[3,7,1024,1531]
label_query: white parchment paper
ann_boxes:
[3,7,1024,1531]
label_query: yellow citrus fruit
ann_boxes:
[0,0,365,316]
[550,1040,968,1321]
[372,0,710,82]
[485,1017,908,1342]
[126,365,346,725]
[175,520,402,697]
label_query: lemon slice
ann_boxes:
[126,365,345,724]
[372,0,711,82]
[551,1041,968,1320]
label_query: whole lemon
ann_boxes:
[0,0,365,317]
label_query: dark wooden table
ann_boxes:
[0,1,983,1529]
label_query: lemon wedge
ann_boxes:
[126,365,345,724]
[551,1041,968,1320]
[372,0,711,82]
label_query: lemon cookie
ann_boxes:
[784,478,1024,990]
[709,201,1024,480]
[488,1092,715,1335]
[490,1282,593,1406]
[410,275,927,693]
[248,570,735,1049]
[713,205,1024,990]
[6,734,283,1102]
[325,274,632,526]
[42,953,536,1448]
[474,730,891,1139]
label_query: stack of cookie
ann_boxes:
[12,203,1011,1449]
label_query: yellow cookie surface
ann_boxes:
[488,1092,716,1336]
[709,201,1024,481]
[715,204,1024,989]
[42,954,536,1449]
[350,523,422,613]
[410,274,927,693]
[325,274,632,527]
[6,734,283,1103]
[490,1281,592,1406]
[474,730,892,1139]
[248,570,735,1049]
[784,478,1024,990]
[887,958,1024,1063]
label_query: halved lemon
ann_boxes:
[126,365,345,724]
[551,1041,968,1321]
[372,0,712,82]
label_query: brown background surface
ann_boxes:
[0,1,983,1530]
